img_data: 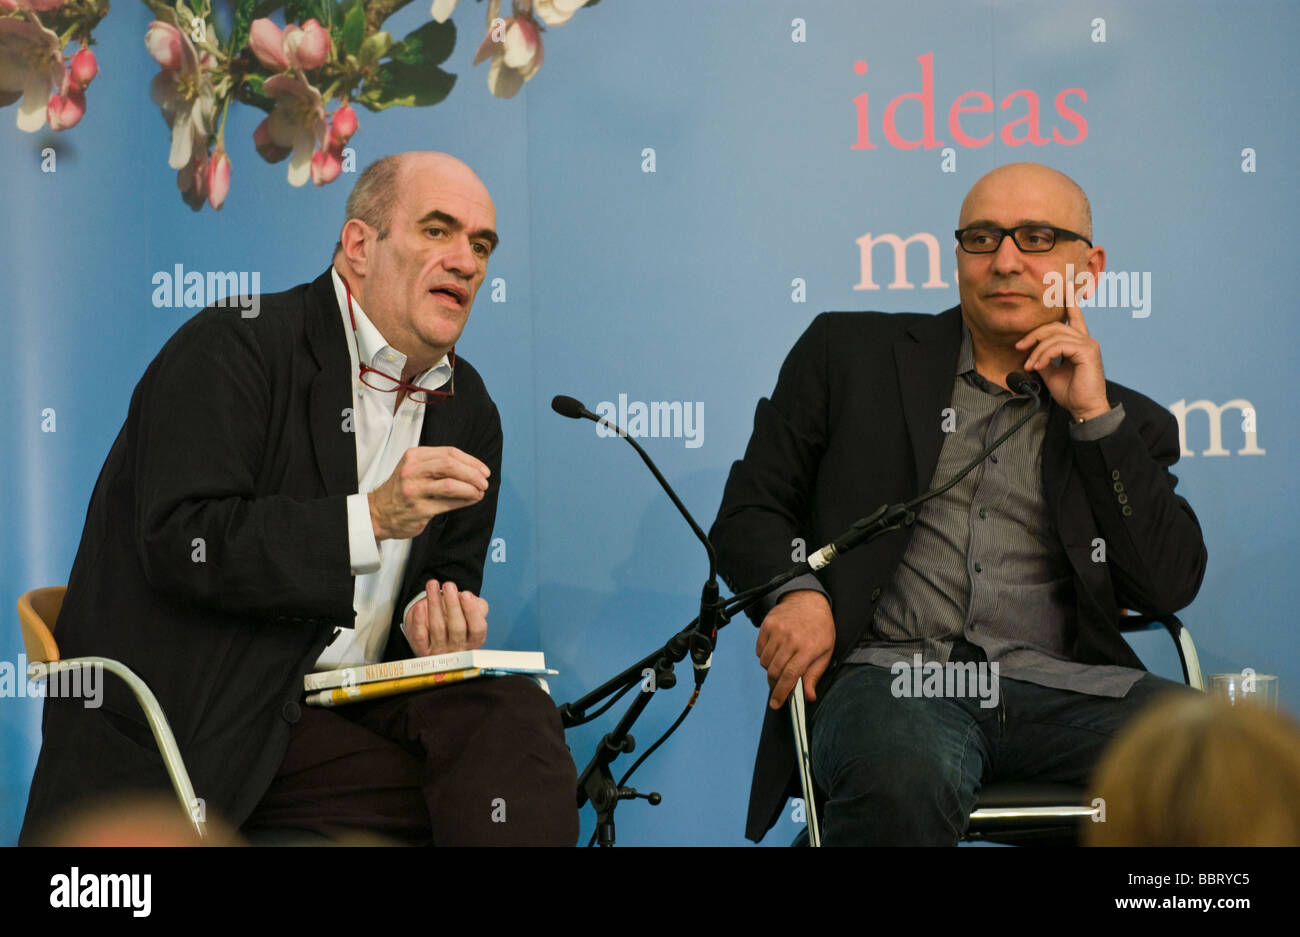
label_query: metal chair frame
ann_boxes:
[791,612,1203,846]
[18,586,205,839]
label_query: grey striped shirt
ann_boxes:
[843,320,1144,697]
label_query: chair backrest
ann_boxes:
[17,586,65,665]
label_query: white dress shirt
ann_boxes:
[313,267,452,670]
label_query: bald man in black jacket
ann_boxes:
[712,163,1206,844]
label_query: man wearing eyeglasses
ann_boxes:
[22,152,579,846]
[712,162,1207,844]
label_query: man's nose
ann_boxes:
[442,236,478,276]
[989,234,1027,274]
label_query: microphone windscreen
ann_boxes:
[1006,371,1038,396]
[551,395,587,419]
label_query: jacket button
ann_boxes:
[1121,505,1133,517]
[1111,469,1121,481]
[281,701,301,724]
[871,587,882,601]
[1117,493,1129,505]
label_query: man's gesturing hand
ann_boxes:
[368,446,490,542]
[405,579,490,657]
[756,589,836,710]
[1014,302,1110,422]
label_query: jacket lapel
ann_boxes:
[304,268,358,497]
[893,305,964,492]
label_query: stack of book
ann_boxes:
[304,650,554,707]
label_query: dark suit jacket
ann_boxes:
[20,269,502,842]
[709,306,1208,842]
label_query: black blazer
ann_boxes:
[21,269,502,841]
[709,306,1208,842]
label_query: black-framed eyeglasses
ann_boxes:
[955,225,1093,254]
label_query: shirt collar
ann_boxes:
[956,314,1044,399]
[331,266,451,391]
[956,316,976,376]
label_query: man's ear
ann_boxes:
[339,219,370,277]
[1081,245,1106,299]
[1070,245,1105,304]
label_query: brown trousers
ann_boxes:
[242,675,579,845]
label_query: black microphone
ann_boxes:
[1006,370,1040,397]
[551,395,721,678]
[551,395,592,421]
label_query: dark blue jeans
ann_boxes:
[808,663,1193,845]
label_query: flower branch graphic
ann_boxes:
[1,0,598,211]
[0,0,106,134]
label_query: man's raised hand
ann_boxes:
[1015,302,1110,421]
[368,446,490,542]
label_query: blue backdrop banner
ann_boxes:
[1,0,1295,846]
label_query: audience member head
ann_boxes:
[1087,693,1300,846]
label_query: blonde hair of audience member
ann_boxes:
[38,794,242,846]
[1086,694,1300,846]
[37,794,400,845]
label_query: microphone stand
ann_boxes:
[551,395,723,845]
[564,628,692,846]
[559,509,909,845]
[553,376,1042,844]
